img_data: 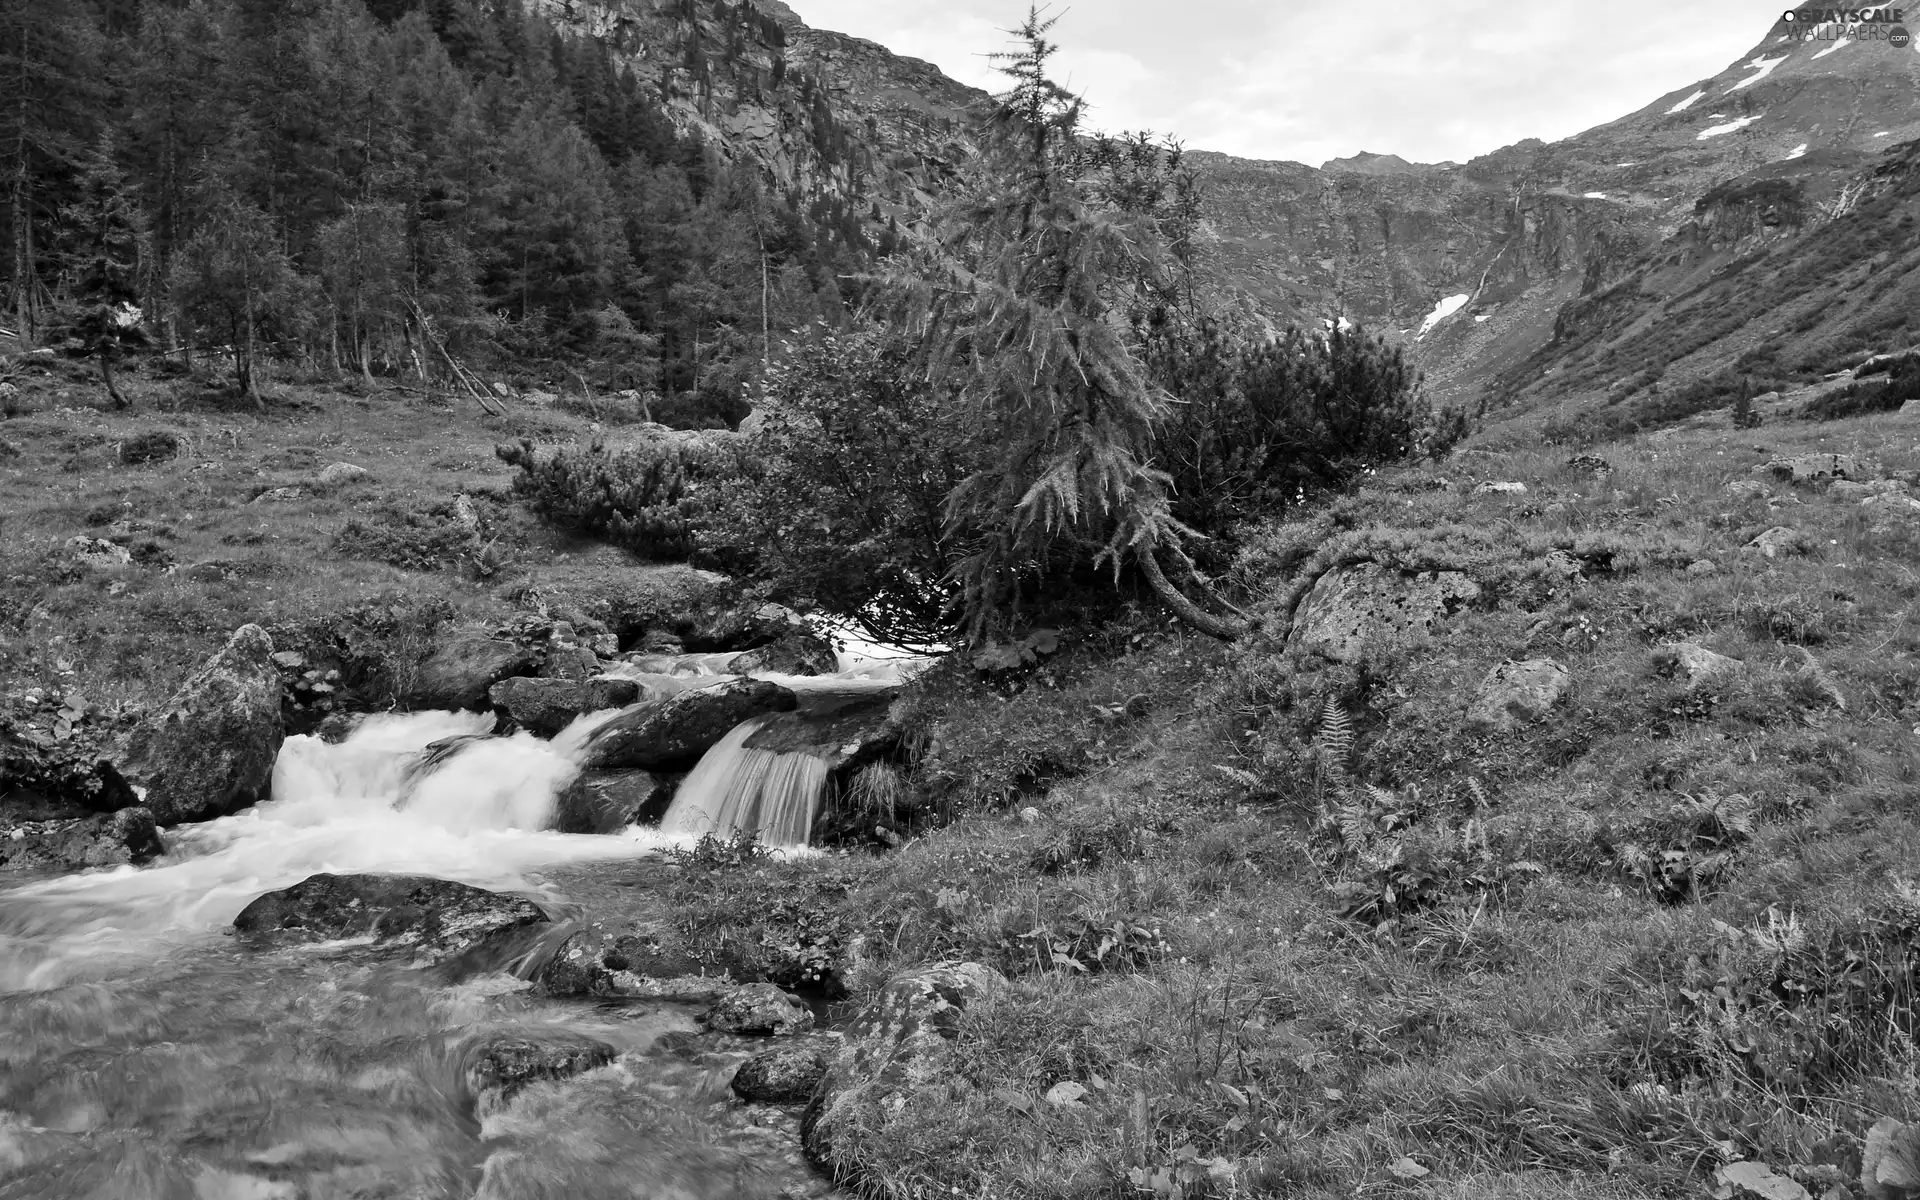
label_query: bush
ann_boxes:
[1803,357,1920,420]
[702,323,979,646]
[494,433,735,561]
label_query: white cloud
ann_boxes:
[787,0,1774,164]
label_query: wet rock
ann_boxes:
[1724,479,1771,500]
[0,708,139,815]
[1767,453,1860,488]
[1653,642,1746,690]
[537,924,742,1002]
[1744,526,1810,558]
[552,768,679,833]
[65,535,131,568]
[488,677,642,738]
[463,1030,615,1102]
[802,962,1005,1175]
[1466,658,1570,734]
[1289,563,1481,663]
[732,1045,828,1103]
[1862,1116,1920,1200]
[408,632,537,711]
[582,679,797,770]
[0,807,162,874]
[114,624,285,825]
[314,461,368,488]
[538,644,604,681]
[729,629,839,677]
[703,982,815,1036]
[312,711,365,744]
[233,872,549,958]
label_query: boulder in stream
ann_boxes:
[0,806,162,874]
[703,982,815,1036]
[232,872,549,959]
[488,676,641,737]
[407,631,538,711]
[729,629,839,676]
[463,1029,616,1103]
[537,922,743,1002]
[113,623,285,825]
[732,1045,828,1103]
[582,678,797,771]
[552,768,679,833]
[801,962,1005,1175]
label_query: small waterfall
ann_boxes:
[657,716,832,847]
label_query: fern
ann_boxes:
[1315,697,1354,787]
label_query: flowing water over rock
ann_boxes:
[0,712,837,1199]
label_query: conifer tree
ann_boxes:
[59,135,149,408]
[901,6,1246,640]
[170,193,307,405]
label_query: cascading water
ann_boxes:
[659,716,833,846]
[0,709,834,1198]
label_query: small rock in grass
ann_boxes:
[1725,479,1771,500]
[1744,526,1808,558]
[1652,642,1746,690]
[65,536,131,568]
[1466,658,1571,733]
[315,462,369,488]
[1767,453,1861,488]
[1862,1115,1920,1200]
[1474,480,1528,495]
[1686,559,1719,576]
[1713,1160,1810,1200]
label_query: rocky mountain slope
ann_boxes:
[529,0,1919,424]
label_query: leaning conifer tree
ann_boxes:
[898,6,1247,641]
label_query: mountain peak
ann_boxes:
[1320,151,1433,175]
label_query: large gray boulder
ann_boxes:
[552,768,679,833]
[1290,563,1481,663]
[0,807,163,874]
[801,962,1005,1175]
[1466,658,1571,734]
[488,676,642,737]
[408,632,537,711]
[582,679,797,770]
[233,872,549,959]
[114,624,285,825]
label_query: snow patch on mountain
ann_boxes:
[1784,143,1808,160]
[1583,192,1607,198]
[1813,37,1851,59]
[1728,56,1788,93]
[1417,294,1470,339]
[1666,90,1706,114]
[1698,115,1762,140]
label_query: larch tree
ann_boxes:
[60,135,150,408]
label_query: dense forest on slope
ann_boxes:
[0,0,891,424]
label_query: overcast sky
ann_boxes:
[790,1,1778,166]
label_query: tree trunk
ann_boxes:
[1138,547,1248,641]
[101,347,128,409]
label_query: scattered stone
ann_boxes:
[1466,658,1571,733]
[1830,479,1909,503]
[537,644,602,680]
[1862,1116,1920,1200]
[1901,397,1920,419]
[703,982,815,1036]
[1289,562,1482,663]
[729,629,840,677]
[1686,559,1719,577]
[1474,481,1528,495]
[537,924,741,1002]
[314,461,369,489]
[488,676,642,737]
[233,872,549,958]
[0,807,163,874]
[463,1030,615,1103]
[582,678,798,770]
[1725,479,1772,500]
[251,486,307,503]
[1543,549,1582,578]
[1767,453,1861,488]
[1862,492,1920,519]
[65,535,132,568]
[1653,642,1746,690]
[1713,1161,1811,1200]
[731,1045,827,1103]
[181,559,242,583]
[552,768,678,833]
[113,624,285,825]
[1565,454,1613,475]
[802,962,1006,1174]
[408,632,538,711]
[0,439,18,460]
[118,430,180,465]
[270,650,308,670]
[1745,526,1811,558]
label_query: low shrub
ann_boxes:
[493,433,736,561]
